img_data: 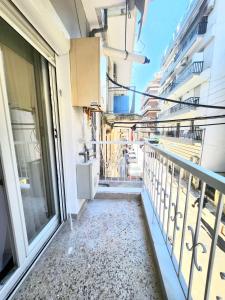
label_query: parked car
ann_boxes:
[149,137,159,144]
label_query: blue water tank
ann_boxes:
[113,95,129,114]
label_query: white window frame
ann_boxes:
[0,2,66,297]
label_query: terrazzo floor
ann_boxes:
[12,198,163,300]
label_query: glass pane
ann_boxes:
[0,159,16,283]
[1,20,57,243]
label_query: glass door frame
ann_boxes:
[0,44,65,299]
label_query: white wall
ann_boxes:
[56,54,81,214]
[206,0,225,107]
[200,0,225,172]
[73,107,92,163]
[201,122,225,172]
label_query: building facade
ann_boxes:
[157,0,225,173]
[139,72,161,139]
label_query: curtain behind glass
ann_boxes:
[2,43,55,242]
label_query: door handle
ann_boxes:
[53,128,58,139]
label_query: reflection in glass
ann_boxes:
[1,19,56,243]
[0,159,16,283]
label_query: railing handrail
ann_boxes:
[170,96,200,113]
[91,140,145,145]
[149,144,225,194]
[157,128,203,142]
[93,140,225,193]
[161,61,204,96]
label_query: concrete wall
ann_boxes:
[12,0,93,214]
[54,0,92,213]
[200,0,225,172]
[56,54,80,214]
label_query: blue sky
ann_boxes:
[132,0,191,112]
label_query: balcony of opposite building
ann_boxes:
[161,17,208,86]
[161,59,210,100]
[158,97,200,119]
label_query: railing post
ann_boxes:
[156,154,161,219]
[151,149,156,199]
[171,167,182,257]
[143,142,146,186]
[178,173,192,277]
[159,156,164,224]
[166,163,174,247]
[152,151,158,211]
[162,158,169,235]
[187,182,206,299]
[204,194,224,300]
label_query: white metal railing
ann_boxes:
[92,141,144,184]
[170,97,200,113]
[94,140,225,299]
[161,61,204,97]
[14,141,41,179]
[161,17,208,86]
[143,143,225,300]
[158,97,199,119]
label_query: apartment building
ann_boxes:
[139,72,161,139]
[157,0,225,173]
[141,72,161,119]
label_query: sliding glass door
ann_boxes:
[1,30,60,245]
[2,44,58,243]
[0,16,64,297]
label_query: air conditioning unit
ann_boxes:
[180,57,188,66]
[206,0,215,14]
[192,52,203,63]
[76,159,99,199]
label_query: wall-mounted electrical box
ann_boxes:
[76,159,99,199]
[70,37,104,108]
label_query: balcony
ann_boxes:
[161,17,208,86]
[12,141,225,300]
[170,97,200,114]
[156,128,204,142]
[141,105,161,117]
[162,61,204,98]
[174,19,208,64]
[158,97,200,120]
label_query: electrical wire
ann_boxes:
[107,73,225,110]
[110,114,225,125]
[113,122,225,129]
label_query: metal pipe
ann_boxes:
[103,46,150,64]
[89,9,108,37]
